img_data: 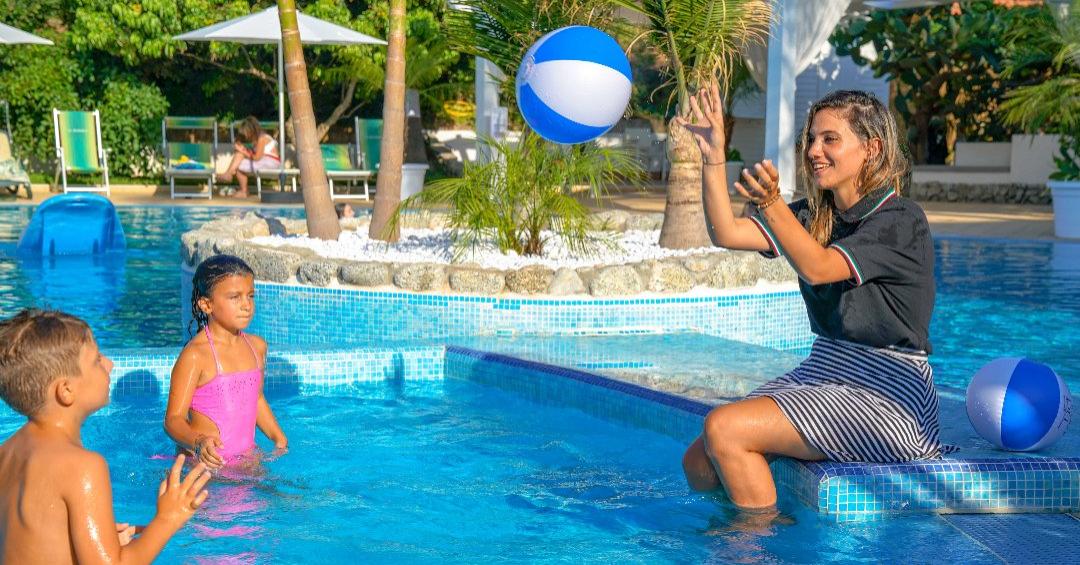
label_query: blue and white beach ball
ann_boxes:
[966,358,1072,451]
[516,26,632,145]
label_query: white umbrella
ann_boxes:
[0,22,54,45]
[174,6,385,183]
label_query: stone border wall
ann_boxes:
[910,182,1052,204]
[181,211,798,297]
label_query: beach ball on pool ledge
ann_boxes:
[515,26,632,145]
[966,358,1072,451]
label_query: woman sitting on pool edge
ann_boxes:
[678,86,950,512]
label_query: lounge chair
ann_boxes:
[0,101,31,199]
[355,117,383,173]
[162,116,217,199]
[53,109,110,195]
[323,144,373,200]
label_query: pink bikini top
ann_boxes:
[189,328,263,461]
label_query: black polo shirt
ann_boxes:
[749,187,935,353]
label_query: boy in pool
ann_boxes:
[0,309,211,564]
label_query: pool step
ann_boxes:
[773,457,1080,520]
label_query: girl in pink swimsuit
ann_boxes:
[164,255,287,469]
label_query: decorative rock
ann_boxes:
[233,245,303,283]
[590,265,643,296]
[705,253,760,289]
[449,268,505,294]
[548,268,586,295]
[626,213,664,231]
[505,265,555,294]
[758,257,798,283]
[393,263,446,292]
[682,254,717,274]
[340,262,392,287]
[297,260,339,287]
[647,261,694,293]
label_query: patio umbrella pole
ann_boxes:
[278,41,287,190]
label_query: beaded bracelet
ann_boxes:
[756,190,783,210]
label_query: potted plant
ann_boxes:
[401,89,429,199]
[1000,0,1079,237]
[1047,136,1080,238]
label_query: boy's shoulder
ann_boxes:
[1,429,108,484]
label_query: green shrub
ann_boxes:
[98,80,169,177]
[1051,136,1080,182]
[391,132,642,258]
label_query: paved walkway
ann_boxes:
[3,182,1060,241]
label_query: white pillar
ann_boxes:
[764,0,799,199]
[474,56,504,163]
[277,42,287,186]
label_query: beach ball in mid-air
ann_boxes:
[516,26,632,145]
[966,358,1071,451]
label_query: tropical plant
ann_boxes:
[389,132,642,257]
[609,0,771,249]
[831,1,1055,164]
[369,0,407,242]
[1000,0,1079,180]
[278,0,339,240]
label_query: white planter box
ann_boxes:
[402,163,429,199]
[954,141,1011,168]
[1049,180,1080,239]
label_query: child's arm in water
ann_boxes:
[250,335,288,449]
[66,454,210,565]
[164,346,225,469]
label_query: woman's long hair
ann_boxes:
[189,255,255,337]
[799,91,909,245]
[237,116,264,144]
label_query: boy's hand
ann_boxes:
[194,435,225,469]
[156,455,211,529]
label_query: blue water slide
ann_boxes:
[16,194,126,256]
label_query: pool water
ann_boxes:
[0,206,303,348]
[0,378,1002,563]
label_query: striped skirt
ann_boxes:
[747,337,951,462]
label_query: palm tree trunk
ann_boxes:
[369,0,407,242]
[658,116,712,249]
[278,0,339,241]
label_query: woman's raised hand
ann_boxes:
[733,160,781,205]
[673,81,727,165]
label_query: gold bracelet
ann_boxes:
[756,190,783,211]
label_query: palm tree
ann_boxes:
[369,0,407,243]
[611,0,770,249]
[276,0,339,241]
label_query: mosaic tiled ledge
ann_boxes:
[180,268,814,352]
[444,347,1080,521]
[179,211,798,297]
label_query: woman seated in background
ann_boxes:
[218,116,280,198]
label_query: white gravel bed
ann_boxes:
[250,227,728,269]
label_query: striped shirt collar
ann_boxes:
[838,186,897,223]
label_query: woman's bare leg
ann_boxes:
[219,152,245,183]
[682,396,825,509]
[235,171,249,197]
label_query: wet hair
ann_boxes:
[189,255,256,336]
[237,116,264,144]
[334,202,349,219]
[0,309,92,416]
[799,90,909,245]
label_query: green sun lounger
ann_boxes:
[354,117,383,173]
[162,116,218,199]
[53,109,110,195]
[323,143,373,201]
[0,101,31,199]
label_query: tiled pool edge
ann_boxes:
[106,345,1080,521]
[445,346,1080,521]
[180,266,815,352]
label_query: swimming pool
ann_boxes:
[0,357,1012,563]
[0,205,1077,561]
[1,206,1077,395]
